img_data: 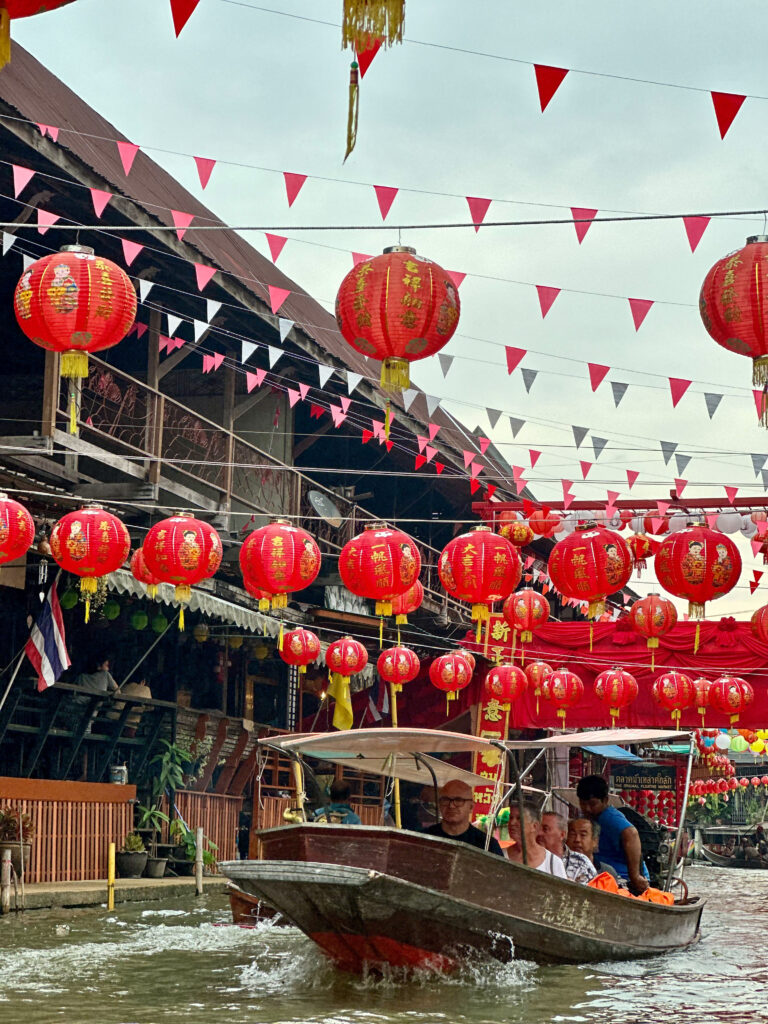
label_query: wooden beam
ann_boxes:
[229,745,260,797]
[41,351,60,438]
[192,717,229,792]
[213,729,249,794]
[294,419,334,460]
[53,429,147,480]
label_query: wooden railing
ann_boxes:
[174,790,242,864]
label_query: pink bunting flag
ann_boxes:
[606,490,620,505]
[563,491,574,510]
[90,188,112,218]
[12,165,34,198]
[121,239,144,267]
[246,369,267,392]
[466,196,491,232]
[529,449,541,468]
[705,512,719,530]
[265,233,287,263]
[415,455,427,470]
[711,91,746,139]
[330,405,348,428]
[536,285,560,318]
[463,450,475,468]
[757,521,768,538]
[533,64,569,112]
[158,336,171,355]
[512,466,527,490]
[424,445,437,463]
[298,383,309,401]
[571,207,597,244]
[374,185,398,220]
[268,286,290,314]
[752,539,764,558]
[580,460,592,479]
[588,362,610,391]
[448,271,466,288]
[478,437,491,454]
[171,210,194,241]
[287,387,301,408]
[117,141,139,176]
[37,125,59,142]
[683,216,710,253]
[657,501,670,517]
[428,423,440,440]
[135,323,148,339]
[202,355,213,374]
[724,485,739,504]
[628,298,654,331]
[753,390,766,421]
[675,478,688,498]
[352,252,371,266]
[37,210,59,235]
[669,377,692,408]
[651,517,665,534]
[356,38,381,78]
[561,479,574,497]
[524,556,535,570]
[170,0,201,36]
[339,396,351,414]
[626,469,639,489]
[284,172,307,207]
[417,435,428,453]
[193,156,216,190]
[505,346,526,374]
[194,263,217,291]
[469,462,483,479]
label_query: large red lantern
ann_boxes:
[498,514,534,547]
[429,652,473,711]
[548,525,632,619]
[239,518,321,609]
[325,636,368,730]
[543,668,584,729]
[751,605,768,643]
[483,664,527,709]
[14,245,137,433]
[130,547,160,600]
[438,526,521,634]
[628,593,677,669]
[0,1,77,68]
[643,515,669,536]
[392,579,423,624]
[335,245,460,390]
[280,628,321,674]
[693,677,712,726]
[651,671,694,724]
[525,660,553,714]
[377,646,420,693]
[627,533,657,577]
[594,668,638,722]
[502,588,549,663]
[339,523,421,616]
[654,524,741,620]
[143,514,223,628]
[709,675,754,725]
[50,505,130,620]
[528,509,561,538]
[0,494,34,565]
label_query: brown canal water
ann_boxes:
[0,867,764,1024]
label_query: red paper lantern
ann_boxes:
[130,547,160,599]
[751,604,768,643]
[391,579,423,624]
[457,648,476,676]
[655,524,741,620]
[651,671,694,724]
[243,575,272,611]
[762,776,768,787]
[643,515,669,536]
[628,593,677,668]
[692,677,712,726]
[14,245,136,432]
[524,660,553,714]
[0,1,77,68]
[502,588,550,660]
[528,509,561,538]
[709,674,754,725]
[0,494,34,565]
[627,533,657,576]
[594,667,638,722]
[483,664,527,709]
[543,668,584,728]
[143,514,223,627]
[548,525,632,619]
[429,652,473,708]
[339,523,421,616]
[239,518,321,609]
[335,245,460,390]
[438,526,521,629]
[752,777,760,788]
[50,505,130,620]
[498,514,534,547]
[377,646,420,692]
[280,628,321,674]
[325,636,368,683]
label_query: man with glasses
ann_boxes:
[423,779,504,856]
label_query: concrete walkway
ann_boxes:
[1,876,228,912]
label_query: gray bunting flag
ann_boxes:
[509,417,525,438]
[438,353,454,378]
[426,394,441,416]
[572,425,588,449]
[675,453,692,475]
[704,393,722,419]
[487,408,503,429]
[611,382,628,408]
[751,453,767,478]
[521,368,538,393]
[660,440,677,465]
[592,436,608,460]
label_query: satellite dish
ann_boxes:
[308,490,343,529]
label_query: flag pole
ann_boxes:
[0,649,28,717]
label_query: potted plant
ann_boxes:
[169,819,218,875]
[115,831,148,878]
[0,807,34,877]
[136,804,170,878]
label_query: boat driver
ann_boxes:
[312,779,362,825]
[423,779,504,855]
[576,775,650,894]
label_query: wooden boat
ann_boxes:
[700,845,768,869]
[227,883,282,925]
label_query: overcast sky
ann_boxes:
[15,0,768,615]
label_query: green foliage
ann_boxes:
[149,739,193,801]
[59,589,78,610]
[136,804,170,858]
[121,831,146,854]
[169,819,218,867]
[0,808,35,842]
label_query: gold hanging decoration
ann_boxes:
[342,0,405,51]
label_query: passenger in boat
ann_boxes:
[312,780,362,825]
[540,812,597,883]
[507,805,567,877]
[576,776,649,894]
[423,780,504,855]
[566,818,619,880]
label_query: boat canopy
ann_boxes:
[266,728,500,757]
[505,728,693,750]
[302,751,510,790]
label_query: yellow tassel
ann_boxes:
[384,400,391,438]
[698,707,706,726]
[341,0,405,49]
[278,621,284,651]
[395,614,407,625]
[694,622,701,654]
[84,599,90,623]
[272,593,288,610]
[754,356,768,387]
[475,619,482,643]
[379,616,383,648]
[175,584,191,604]
[589,622,594,652]
[380,358,410,392]
[534,688,540,715]
[259,598,270,612]
[397,625,401,645]
[299,665,306,675]
[179,606,185,631]
[61,351,89,378]
[521,630,532,643]
[394,683,402,693]
[0,10,10,71]
[80,577,98,595]
[68,390,78,434]
[375,600,393,616]
[343,61,359,163]
[147,584,158,600]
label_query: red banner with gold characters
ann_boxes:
[471,687,511,820]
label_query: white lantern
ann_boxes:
[717,511,742,534]
[740,515,758,539]
[668,512,688,533]
[715,732,732,750]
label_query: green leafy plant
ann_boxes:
[149,738,193,799]
[169,820,218,868]
[121,831,146,854]
[0,808,35,843]
[136,804,170,858]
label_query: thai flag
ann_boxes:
[25,580,70,692]
[367,676,390,722]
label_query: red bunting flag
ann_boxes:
[246,369,267,392]
[505,346,526,374]
[626,469,639,489]
[374,185,398,220]
[485,485,497,500]
[361,429,374,444]
[529,449,541,468]
[170,0,201,36]
[533,64,569,112]
[571,207,597,244]
[536,285,560,318]
[385,440,393,452]
[284,172,307,207]
[711,91,746,139]
[116,141,139,176]
[352,252,371,265]
[750,579,761,596]
[194,264,217,291]
[588,363,610,391]
[724,485,739,504]
[434,462,445,474]
[580,460,592,479]
[628,298,654,331]
[669,377,692,407]
[194,156,215,189]
[265,233,287,263]
[415,455,427,470]
[268,286,290,315]
[310,403,325,419]
[466,197,492,232]
[470,479,481,494]
[171,210,194,240]
[448,271,466,288]
[683,216,710,253]
[675,478,688,498]
[121,239,143,266]
[753,390,766,422]
[90,188,112,218]
[12,165,34,198]
[561,479,574,499]
[356,38,381,78]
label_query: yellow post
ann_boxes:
[292,760,307,821]
[389,682,402,829]
[107,842,115,911]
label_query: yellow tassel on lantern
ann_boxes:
[147,584,158,600]
[557,708,567,733]
[343,61,359,163]
[80,577,97,623]
[379,616,384,648]
[61,351,89,379]
[0,9,10,71]
[375,600,393,616]
[258,597,270,612]
[380,358,410,391]
[278,621,284,651]
[754,355,768,387]
[341,0,405,50]
[395,613,407,625]
[271,593,288,610]
[174,584,191,631]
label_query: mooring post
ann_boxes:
[107,842,115,911]
[195,827,203,896]
[1,849,11,915]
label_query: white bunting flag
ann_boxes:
[268,346,282,369]
[167,314,183,337]
[2,232,17,256]
[138,279,154,303]
[318,364,335,388]
[206,299,222,323]
[241,340,257,364]
[278,318,294,343]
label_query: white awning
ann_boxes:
[267,727,500,758]
[505,728,693,750]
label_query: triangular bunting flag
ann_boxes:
[347,371,363,394]
[241,341,257,364]
[754,390,767,422]
[202,355,213,374]
[724,485,739,504]
[536,285,560,318]
[246,369,267,392]
[704,392,722,419]
[268,286,290,315]
[424,445,437,463]
[470,479,482,494]
[374,185,398,220]
[193,320,207,342]
[611,381,628,407]
[628,298,654,331]
[286,388,301,408]
[265,233,287,263]
[711,91,746,139]
[284,172,307,207]
[171,210,194,241]
[521,368,538,393]
[533,64,569,112]
[37,210,59,235]
[401,389,418,412]
[167,314,183,337]
[268,346,283,368]
[657,501,670,518]
[310,403,325,419]
[505,346,526,374]
[361,429,374,445]
[751,453,767,477]
[330,405,348,428]
[463,450,475,468]
[117,140,139,176]
[469,462,483,479]
[12,165,34,198]
[90,188,112,218]
[138,279,154,303]
[279,319,294,343]
[683,216,710,253]
[675,453,692,475]
[317,364,334,388]
[121,239,143,266]
[512,466,527,490]
[170,0,201,35]
[487,408,503,429]
[194,263,217,291]
[352,252,371,266]
[706,512,720,530]
[417,436,428,453]
[592,436,608,460]
[298,383,310,401]
[571,207,597,244]
[660,440,677,465]
[434,462,445,475]
[448,270,466,288]
[212,353,224,371]
[509,417,525,438]
[626,470,639,490]
[415,455,427,470]
[669,377,693,408]
[339,396,351,414]
[438,353,454,377]
[588,363,610,391]
[572,425,588,449]
[206,299,222,323]
[194,156,215,189]
[356,38,381,78]
[529,449,541,468]
[426,395,441,416]
[674,478,688,498]
[22,254,33,271]
[580,460,592,479]
[466,196,491,232]
[428,423,440,440]
[478,437,491,454]
[762,470,768,491]
[2,232,16,255]
[485,485,497,500]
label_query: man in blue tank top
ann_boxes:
[576,775,649,894]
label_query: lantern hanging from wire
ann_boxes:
[239,518,321,609]
[528,509,561,538]
[438,526,521,640]
[627,533,657,577]
[498,514,534,547]
[280,628,321,674]
[324,635,368,730]
[339,523,421,617]
[751,604,768,644]
[0,494,35,566]
[627,593,678,669]
[543,668,584,730]
[651,671,695,725]
[429,652,473,713]
[0,0,78,68]
[391,579,423,625]
[692,677,712,726]
[483,663,527,710]
[143,513,222,629]
[49,505,130,621]
[524,660,553,715]
[501,588,550,663]
[14,245,137,433]
[377,645,420,693]
[709,674,754,725]
[547,524,632,620]
[594,667,638,722]
[335,246,460,390]
[130,547,160,600]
